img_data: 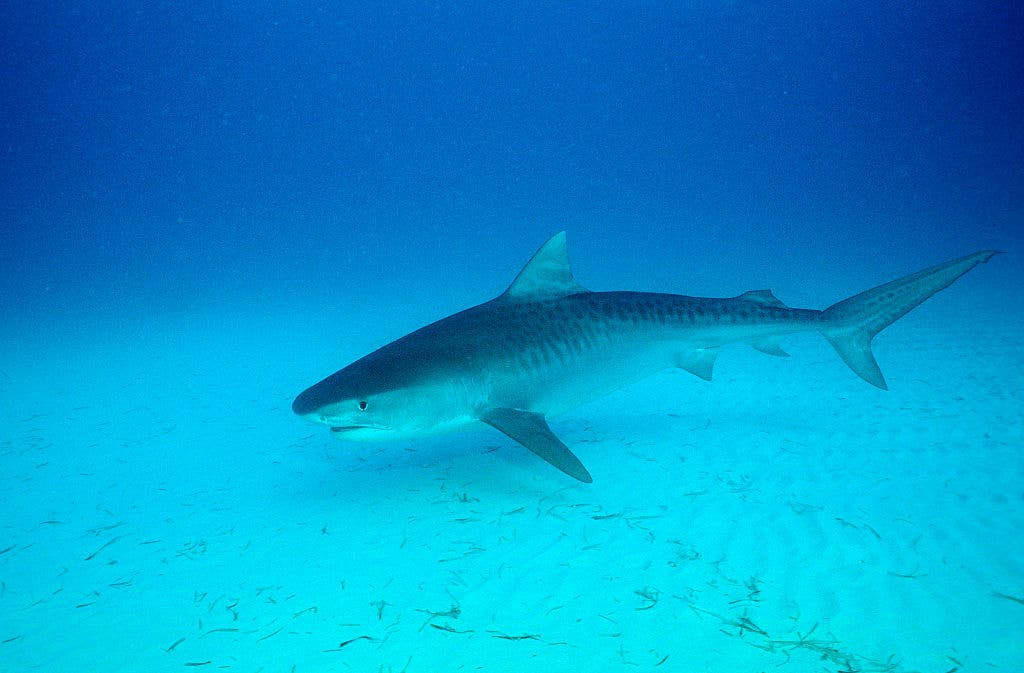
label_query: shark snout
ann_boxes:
[291,386,323,416]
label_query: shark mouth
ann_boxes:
[330,425,389,433]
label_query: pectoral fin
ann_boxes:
[481,408,593,483]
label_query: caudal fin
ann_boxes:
[820,250,999,389]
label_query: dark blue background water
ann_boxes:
[3,2,1021,320]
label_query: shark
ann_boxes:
[292,233,997,482]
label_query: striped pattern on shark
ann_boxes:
[293,233,998,482]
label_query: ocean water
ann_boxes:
[2,2,1022,672]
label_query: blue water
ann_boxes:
[2,3,1022,672]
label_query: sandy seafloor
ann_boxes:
[1,256,1022,673]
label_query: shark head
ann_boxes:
[291,335,478,441]
[292,384,439,441]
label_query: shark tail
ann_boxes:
[819,250,999,389]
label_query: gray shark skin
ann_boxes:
[293,233,998,483]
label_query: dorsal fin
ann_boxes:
[502,232,590,301]
[737,289,788,309]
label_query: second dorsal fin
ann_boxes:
[737,289,788,309]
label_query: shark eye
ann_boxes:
[358,400,368,411]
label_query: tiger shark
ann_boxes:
[292,233,997,482]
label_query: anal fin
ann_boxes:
[481,408,593,483]
[675,349,718,381]
[753,339,790,357]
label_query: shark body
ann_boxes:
[293,233,997,482]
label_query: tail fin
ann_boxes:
[820,250,999,389]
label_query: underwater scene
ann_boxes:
[2,3,1022,672]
